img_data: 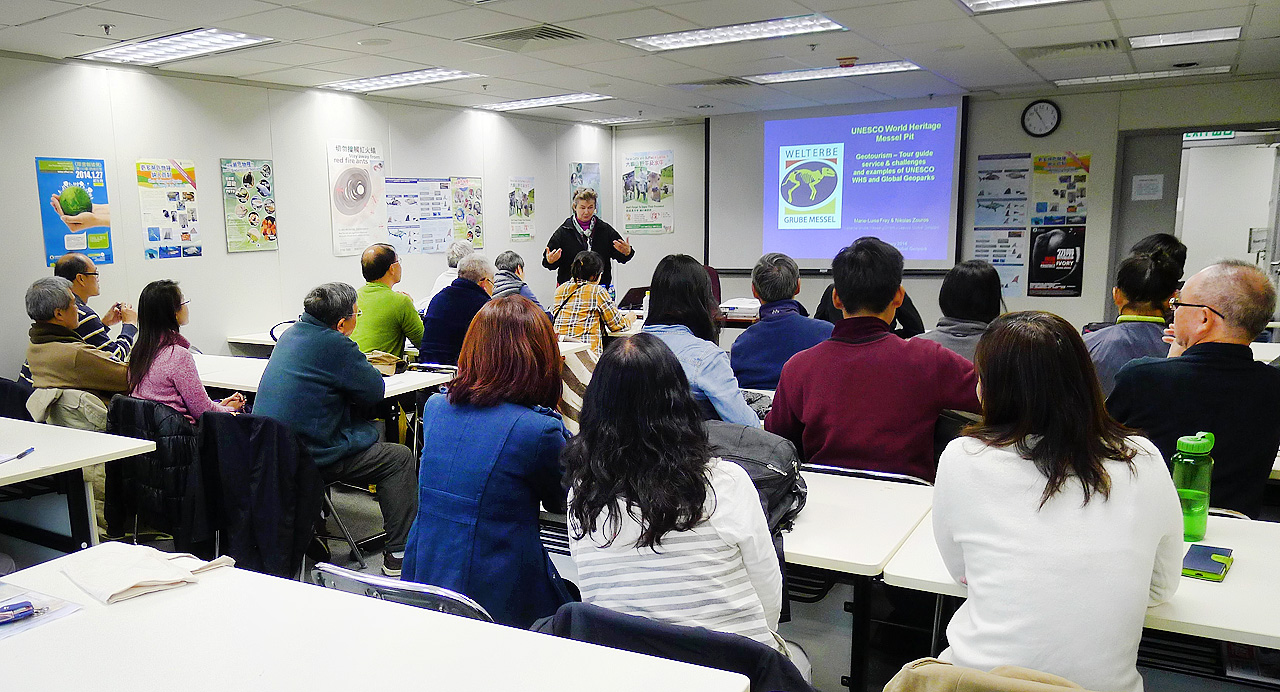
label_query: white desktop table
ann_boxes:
[1249,342,1280,362]
[194,353,452,397]
[0,419,155,552]
[0,545,749,692]
[883,513,1280,650]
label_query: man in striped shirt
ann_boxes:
[18,253,137,385]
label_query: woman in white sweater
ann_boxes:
[933,311,1184,692]
[565,332,783,651]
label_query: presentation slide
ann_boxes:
[762,105,960,264]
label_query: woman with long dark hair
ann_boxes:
[566,333,784,651]
[128,280,244,423]
[642,254,759,427]
[403,295,572,628]
[932,311,1182,692]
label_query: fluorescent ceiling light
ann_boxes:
[1055,65,1230,86]
[79,28,272,65]
[587,117,647,125]
[323,68,482,92]
[476,93,612,112]
[1129,26,1241,49]
[621,14,843,52]
[958,0,1089,14]
[744,60,921,84]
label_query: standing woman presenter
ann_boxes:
[543,188,634,295]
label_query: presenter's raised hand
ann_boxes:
[613,236,632,256]
[545,246,562,264]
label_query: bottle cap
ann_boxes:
[1176,431,1215,455]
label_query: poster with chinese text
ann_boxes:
[509,176,535,241]
[327,140,387,257]
[621,149,674,235]
[221,158,276,253]
[35,157,113,265]
[137,159,201,259]
[451,176,483,248]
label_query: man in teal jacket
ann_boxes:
[255,282,416,576]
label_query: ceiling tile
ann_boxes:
[662,0,816,26]
[0,0,77,26]
[1130,41,1240,71]
[313,54,428,77]
[888,31,1008,57]
[388,8,532,40]
[292,0,458,25]
[241,65,359,86]
[826,0,968,30]
[23,6,179,42]
[1247,3,1280,40]
[94,0,276,23]
[1236,37,1280,74]
[770,79,894,105]
[663,33,869,70]
[998,21,1118,48]
[1107,0,1251,21]
[453,53,562,77]
[909,48,1046,88]
[370,83,465,101]
[561,9,699,41]
[419,92,506,107]
[853,70,969,98]
[511,65,622,90]
[792,0,918,11]
[975,1,1113,33]
[580,54,723,83]
[218,7,367,42]
[445,78,561,99]
[493,0,644,24]
[300,27,428,54]
[1117,8,1252,37]
[0,23,116,58]
[233,41,362,65]
[529,38,645,65]
[703,86,822,110]
[862,17,995,46]
[160,52,292,77]
[381,36,505,65]
[1025,52,1135,79]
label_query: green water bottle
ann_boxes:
[1172,431,1214,542]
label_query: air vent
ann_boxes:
[1016,39,1121,61]
[462,24,588,52]
[670,77,755,90]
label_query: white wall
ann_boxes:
[0,55,612,375]
[1177,144,1276,277]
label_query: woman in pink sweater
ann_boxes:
[127,280,245,424]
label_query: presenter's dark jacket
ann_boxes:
[253,313,385,467]
[814,284,926,338]
[730,299,833,390]
[403,395,572,628]
[542,216,634,287]
[418,277,491,366]
[1107,342,1280,518]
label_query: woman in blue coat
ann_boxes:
[402,295,572,627]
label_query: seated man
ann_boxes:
[492,250,550,316]
[19,252,137,385]
[1108,260,1280,518]
[254,282,416,576]
[1084,252,1180,396]
[351,243,423,360]
[417,240,474,311]
[765,238,980,482]
[730,253,832,390]
[418,254,494,366]
[24,276,130,406]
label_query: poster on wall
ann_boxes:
[451,176,483,248]
[621,149,674,235]
[569,162,600,202]
[386,177,455,255]
[1029,151,1089,297]
[973,153,1031,297]
[327,140,387,257]
[509,177,535,242]
[221,158,276,253]
[35,157,113,266]
[419,178,452,253]
[137,159,201,260]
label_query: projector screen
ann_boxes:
[708,96,965,272]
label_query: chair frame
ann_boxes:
[311,561,494,622]
[800,463,933,487]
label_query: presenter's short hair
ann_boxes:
[573,188,598,205]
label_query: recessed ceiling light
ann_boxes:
[1129,26,1241,50]
[957,0,1089,14]
[744,60,921,84]
[357,38,392,47]
[1055,64,1230,86]
[79,28,272,65]
[475,93,612,111]
[323,68,483,92]
[587,117,647,125]
[621,14,843,52]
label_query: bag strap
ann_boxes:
[552,283,586,320]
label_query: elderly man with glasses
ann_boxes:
[1108,260,1280,518]
[18,252,137,385]
[417,253,495,366]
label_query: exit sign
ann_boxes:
[1183,130,1235,141]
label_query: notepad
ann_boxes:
[1183,544,1234,581]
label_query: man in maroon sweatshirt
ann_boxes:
[765,238,980,482]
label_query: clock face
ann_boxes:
[1022,100,1060,137]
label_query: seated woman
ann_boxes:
[913,259,1002,362]
[933,311,1183,692]
[642,254,760,427]
[551,251,632,357]
[1083,252,1180,396]
[403,295,572,628]
[128,280,244,424]
[566,333,784,651]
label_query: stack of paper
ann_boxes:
[60,542,234,604]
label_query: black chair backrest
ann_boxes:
[0,377,33,421]
[934,409,980,465]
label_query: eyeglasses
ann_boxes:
[1170,298,1225,319]
[80,272,99,277]
[180,299,191,306]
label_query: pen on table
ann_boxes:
[15,447,35,459]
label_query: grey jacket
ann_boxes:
[913,317,989,363]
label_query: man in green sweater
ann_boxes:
[351,243,423,360]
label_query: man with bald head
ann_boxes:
[1108,260,1280,517]
[351,243,423,360]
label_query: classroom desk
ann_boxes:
[0,419,155,552]
[0,545,749,692]
[194,353,452,396]
[607,314,644,337]
[1272,454,1279,481]
[229,333,588,359]
[883,513,1280,650]
[1249,342,1280,362]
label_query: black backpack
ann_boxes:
[705,420,807,539]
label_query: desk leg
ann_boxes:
[59,469,94,551]
[842,576,872,690]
